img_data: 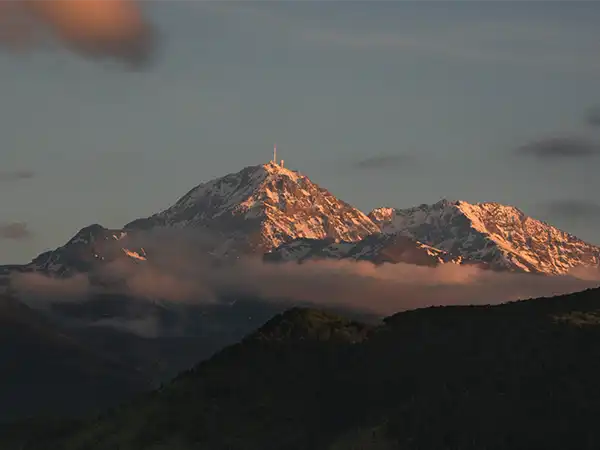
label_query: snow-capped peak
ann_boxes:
[369,200,600,274]
[26,224,146,277]
[125,163,380,255]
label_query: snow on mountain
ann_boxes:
[369,199,600,274]
[7,162,600,280]
[266,233,467,267]
[3,162,380,280]
[26,224,146,277]
[125,162,380,256]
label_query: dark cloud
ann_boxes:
[0,222,32,240]
[353,154,412,170]
[0,0,157,68]
[585,107,600,128]
[544,200,600,221]
[517,137,600,159]
[0,170,34,182]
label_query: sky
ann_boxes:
[2,0,600,264]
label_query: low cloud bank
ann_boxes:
[11,231,600,318]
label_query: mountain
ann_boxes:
[0,162,387,416]
[8,164,600,277]
[265,233,464,266]
[4,162,380,279]
[125,162,380,256]
[26,287,600,450]
[369,199,600,274]
[0,294,151,422]
[21,224,146,278]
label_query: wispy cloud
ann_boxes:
[301,20,600,74]
[585,106,600,128]
[516,137,600,159]
[353,154,412,170]
[544,200,600,221]
[188,1,288,24]
[0,170,34,182]
[182,3,600,75]
[0,222,32,240]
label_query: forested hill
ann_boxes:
[9,287,600,450]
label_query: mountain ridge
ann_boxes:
[369,199,600,274]
[3,163,600,278]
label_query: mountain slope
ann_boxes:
[31,287,600,450]
[125,162,380,256]
[265,233,463,266]
[369,199,600,274]
[0,294,151,422]
[22,224,146,278]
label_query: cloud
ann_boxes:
[10,272,89,306]
[301,20,600,76]
[10,227,600,325]
[89,316,162,339]
[216,258,600,316]
[0,222,32,240]
[353,154,412,170]
[0,0,156,67]
[516,137,600,159]
[544,200,600,221]
[0,170,34,182]
[585,107,600,128]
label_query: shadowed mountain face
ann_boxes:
[0,289,378,425]
[22,287,600,450]
[264,233,479,267]
[0,294,152,423]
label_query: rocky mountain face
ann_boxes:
[369,199,600,274]
[125,162,380,256]
[22,224,146,278]
[265,233,462,267]
[5,162,379,278]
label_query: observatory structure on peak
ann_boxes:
[271,144,284,168]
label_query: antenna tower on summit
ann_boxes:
[271,144,284,167]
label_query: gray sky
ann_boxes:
[2,1,600,264]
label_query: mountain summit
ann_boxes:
[125,162,380,256]
[369,199,600,274]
